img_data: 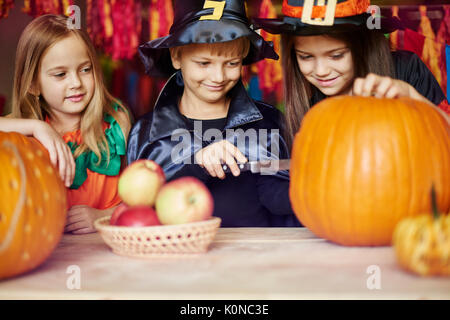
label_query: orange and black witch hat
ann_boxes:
[252,0,403,35]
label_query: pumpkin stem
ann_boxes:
[431,185,439,220]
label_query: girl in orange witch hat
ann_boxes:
[254,0,449,148]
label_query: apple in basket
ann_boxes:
[114,206,161,227]
[110,203,128,225]
[118,160,165,206]
[155,177,214,225]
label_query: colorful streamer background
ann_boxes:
[0,0,449,119]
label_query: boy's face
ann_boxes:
[171,44,243,106]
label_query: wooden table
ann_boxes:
[0,228,449,300]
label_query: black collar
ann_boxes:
[148,71,263,143]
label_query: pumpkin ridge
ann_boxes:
[0,141,27,254]
[397,99,417,221]
[345,101,357,245]
[318,104,341,242]
[292,107,317,232]
[369,101,378,245]
[419,102,444,214]
[384,99,402,244]
[314,102,339,239]
[325,101,351,244]
[424,104,450,213]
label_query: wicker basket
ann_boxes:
[94,216,221,257]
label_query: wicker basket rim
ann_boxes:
[94,215,221,232]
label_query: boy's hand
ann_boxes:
[195,140,248,179]
[33,120,76,188]
[64,205,103,234]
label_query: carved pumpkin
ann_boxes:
[0,132,67,279]
[289,96,450,246]
[393,188,450,276]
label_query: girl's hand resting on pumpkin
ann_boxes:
[32,120,75,188]
[352,73,431,104]
[352,73,449,124]
[65,205,116,234]
[195,140,248,180]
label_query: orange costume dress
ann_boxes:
[61,111,126,209]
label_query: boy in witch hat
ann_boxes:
[127,0,302,227]
[253,0,448,148]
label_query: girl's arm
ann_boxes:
[0,116,75,187]
[0,116,41,135]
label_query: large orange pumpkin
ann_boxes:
[290,96,450,246]
[0,132,67,279]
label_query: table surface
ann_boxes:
[1,228,449,300]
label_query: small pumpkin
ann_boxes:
[0,132,67,279]
[393,187,450,276]
[289,96,450,246]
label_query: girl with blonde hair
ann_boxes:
[0,14,131,234]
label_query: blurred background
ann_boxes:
[0,0,449,120]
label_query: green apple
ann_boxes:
[118,160,165,206]
[155,177,214,224]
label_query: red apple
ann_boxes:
[114,206,161,227]
[155,177,214,225]
[110,203,128,225]
[118,160,165,206]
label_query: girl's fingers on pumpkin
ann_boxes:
[352,78,364,96]
[55,142,68,186]
[374,77,392,98]
[64,144,75,186]
[361,73,378,97]
[385,86,400,99]
[46,141,58,168]
[62,144,72,188]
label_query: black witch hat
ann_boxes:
[139,0,279,77]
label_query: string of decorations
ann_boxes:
[23,0,72,17]
[0,0,14,19]
[86,0,141,60]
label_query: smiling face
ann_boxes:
[37,34,94,123]
[294,35,355,97]
[171,42,244,110]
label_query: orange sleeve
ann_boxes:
[67,169,122,210]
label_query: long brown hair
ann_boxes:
[282,27,395,150]
[12,14,131,164]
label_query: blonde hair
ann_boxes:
[169,37,250,62]
[12,14,131,165]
